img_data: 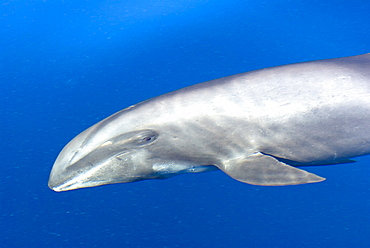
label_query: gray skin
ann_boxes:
[48,53,370,192]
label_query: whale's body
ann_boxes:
[49,54,370,192]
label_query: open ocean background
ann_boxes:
[1,0,370,247]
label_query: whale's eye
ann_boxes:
[133,130,159,146]
[113,129,159,147]
[142,136,153,142]
[136,133,157,146]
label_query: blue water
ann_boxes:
[1,0,370,247]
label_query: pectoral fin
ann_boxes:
[218,152,325,186]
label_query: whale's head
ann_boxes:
[48,126,163,192]
[48,101,216,192]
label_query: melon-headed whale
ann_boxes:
[48,53,370,192]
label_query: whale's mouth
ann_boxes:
[48,159,107,192]
[49,180,101,192]
[48,165,130,192]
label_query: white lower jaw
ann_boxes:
[51,180,99,192]
[50,161,108,192]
